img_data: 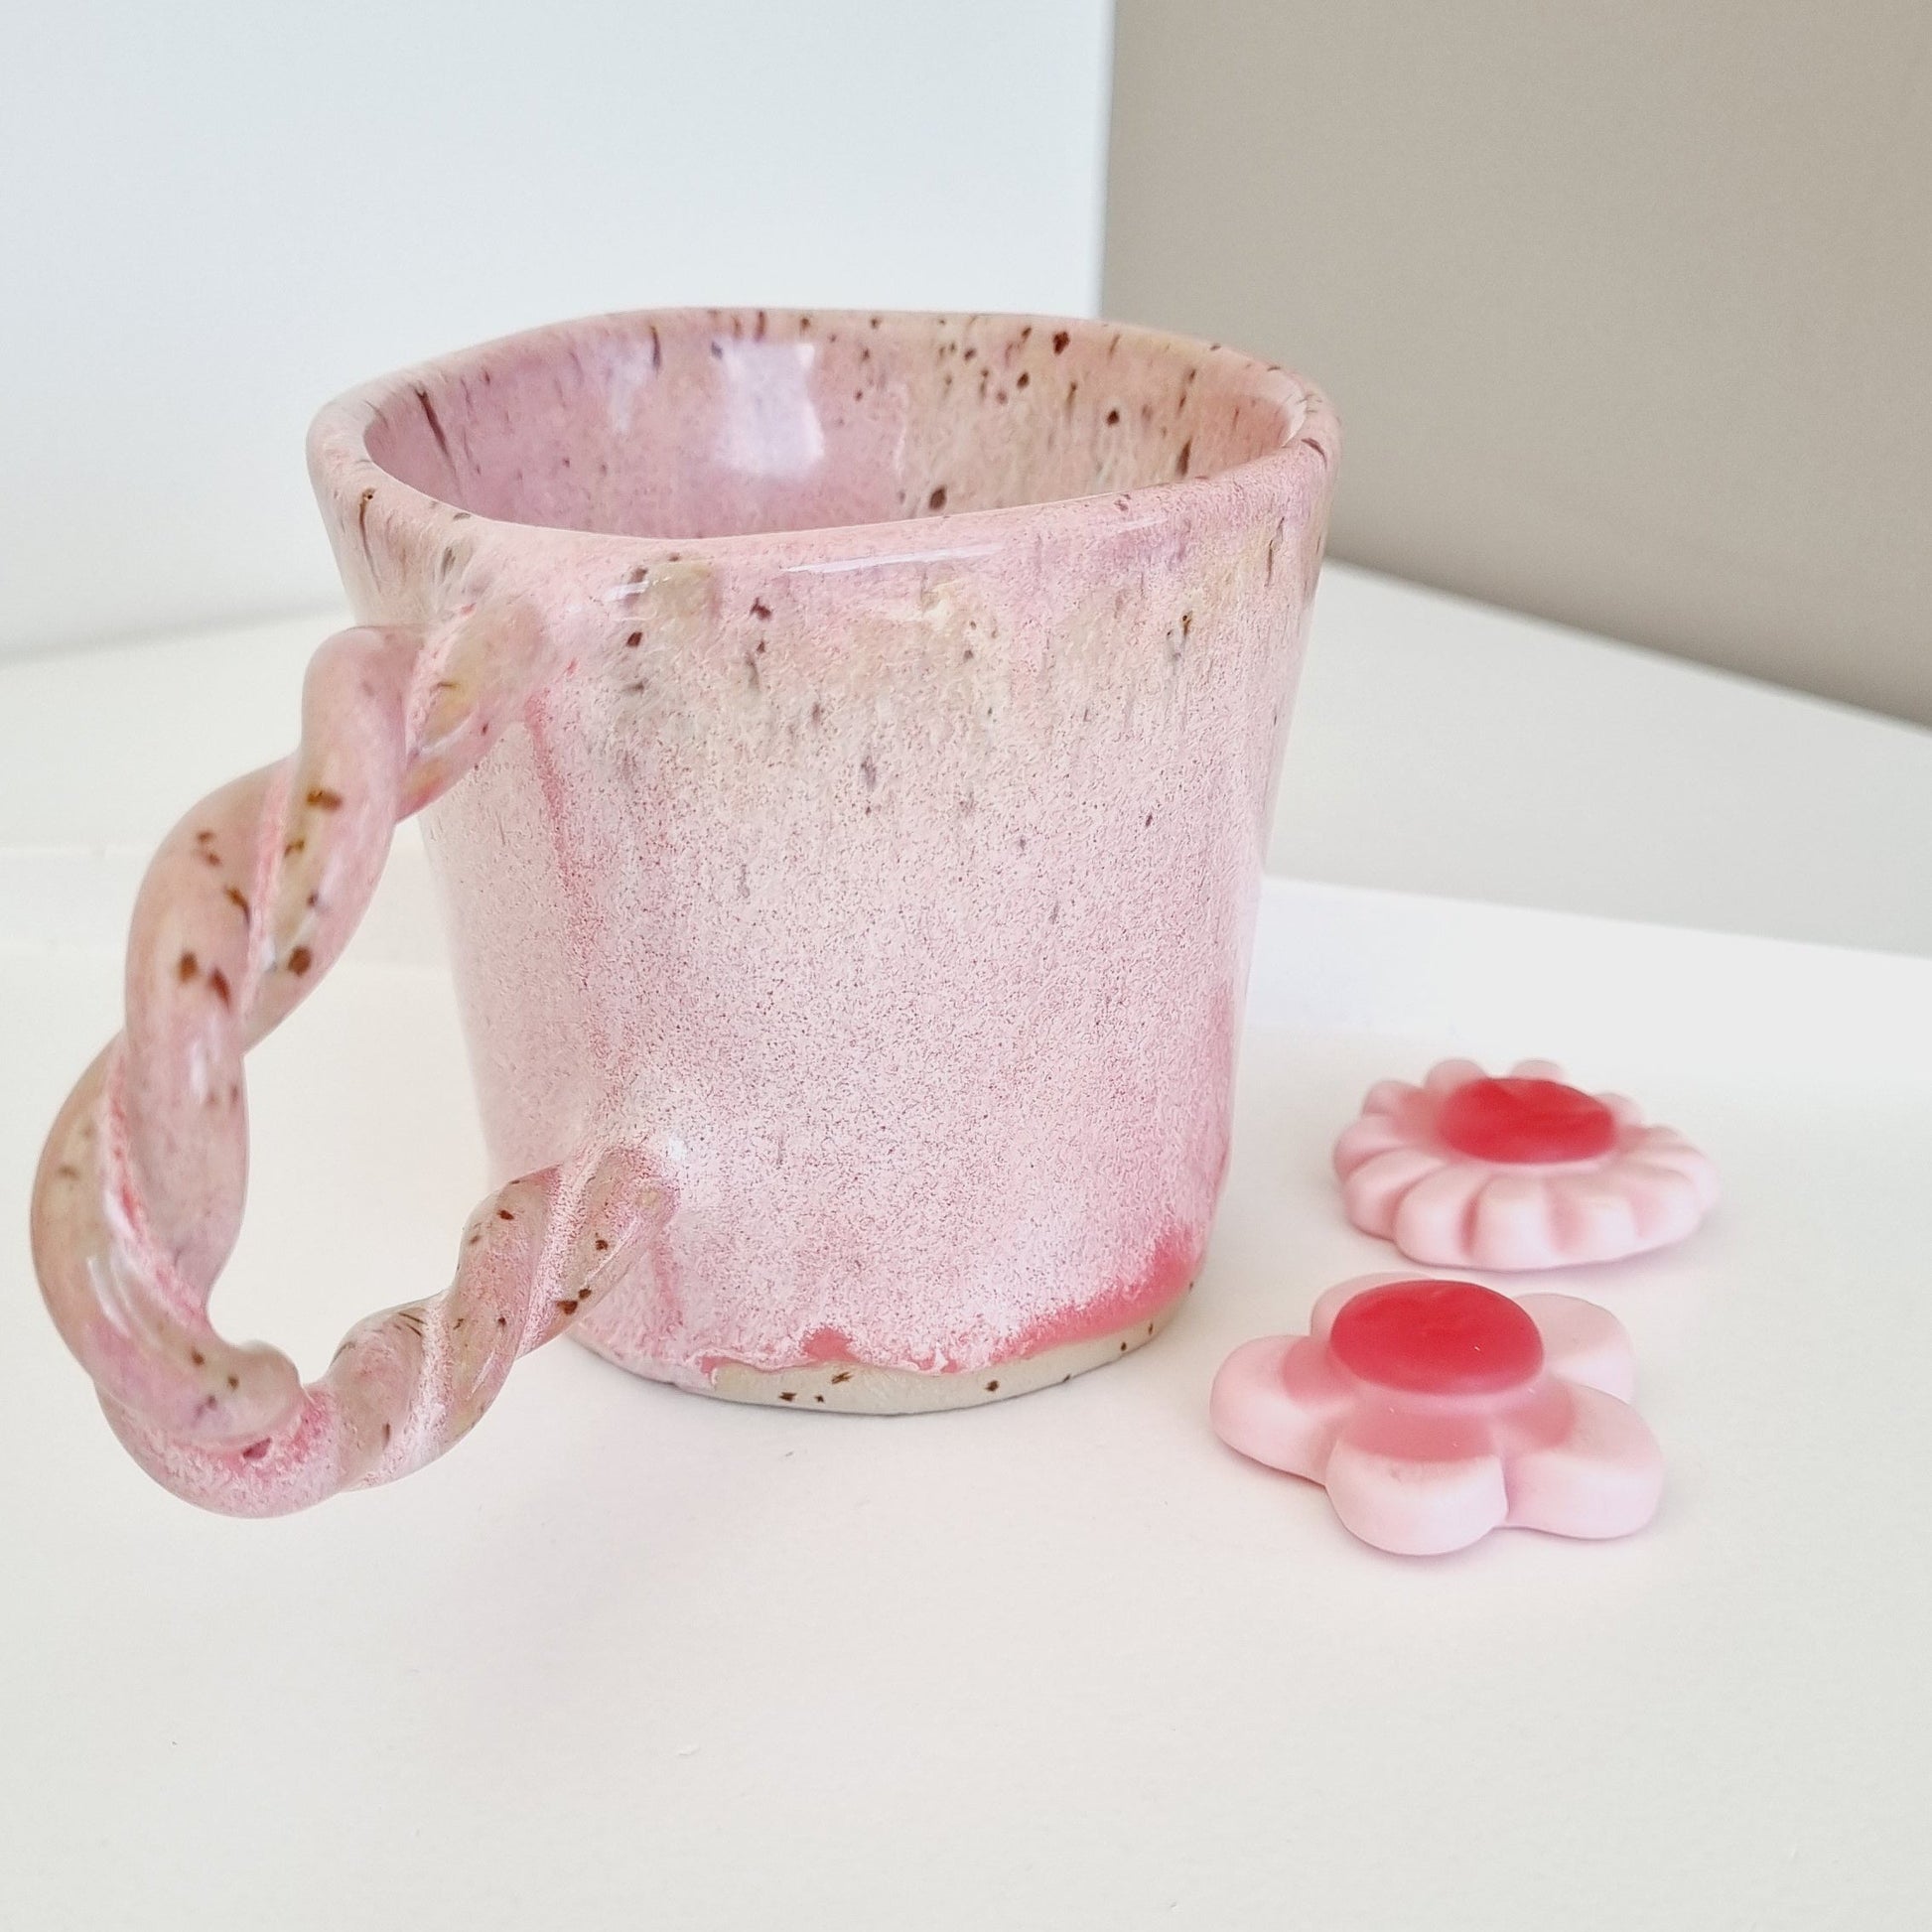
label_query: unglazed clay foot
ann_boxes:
[1332,1059,1717,1269]
[1210,1274,1663,1556]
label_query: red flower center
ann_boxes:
[1329,1279,1545,1395]
[1436,1076,1617,1165]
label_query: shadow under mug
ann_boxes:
[33,309,1337,1514]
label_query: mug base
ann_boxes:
[570,1289,1190,1415]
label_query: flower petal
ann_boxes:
[1517,1294,1636,1399]
[1629,1128,1720,1208]
[1209,1335,1348,1480]
[1545,1172,1642,1264]
[1359,1078,1420,1120]
[1388,1159,1492,1265]
[1613,1160,1706,1248]
[1504,1382,1662,1539]
[1508,1056,1566,1082]
[1332,1110,1417,1179]
[1324,1431,1509,1555]
[1340,1145,1448,1239]
[1423,1057,1486,1099]
[1467,1172,1561,1270]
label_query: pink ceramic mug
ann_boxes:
[33,309,1336,1514]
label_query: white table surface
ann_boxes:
[3,567,1929,1929]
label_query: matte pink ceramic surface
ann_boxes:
[32,309,1336,1514]
[1333,1058,1718,1270]
[1210,1274,1663,1555]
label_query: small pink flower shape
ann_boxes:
[1210,1274,1663,1556]
[1333,1058,1717,1270]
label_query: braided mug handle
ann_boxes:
[32,607,661,1515]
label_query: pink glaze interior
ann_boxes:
[362,309,1294,539]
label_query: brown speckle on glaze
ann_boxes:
[413,385,453,468]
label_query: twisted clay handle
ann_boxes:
[32,607,661,1515]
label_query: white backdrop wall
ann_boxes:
[0,1,1113,656]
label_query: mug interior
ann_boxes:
[362,310,1299,541]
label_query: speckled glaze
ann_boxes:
[33,309,1335,1513]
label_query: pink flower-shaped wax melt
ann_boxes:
[1210,1275,1663,1555]
[1333,1058,1717,1269]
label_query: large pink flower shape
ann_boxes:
[1333,1058,1717,1270]
[1210,1274,1663,1555]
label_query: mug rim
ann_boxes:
[308,307,1338,571]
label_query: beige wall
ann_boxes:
[1104,1,1932,723]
